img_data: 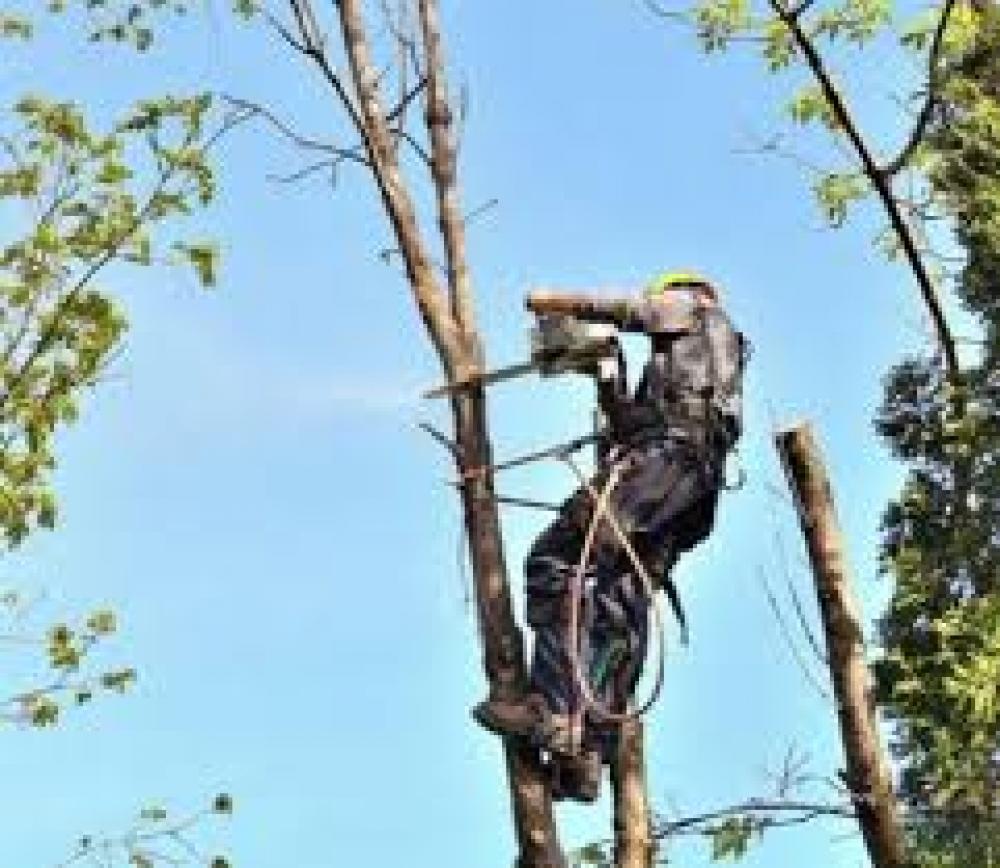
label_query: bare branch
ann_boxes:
[260,5,309,53]
[789,0,821,19]
[464,197,499,227]
[882,0,959,177]
[266,158,344,185]
[777,423,910,866]
[418,420,460,458]
[758,568,833,702]
[389,125,433,166]
[333,0,465,371]
[785,570,829,665]
[418,0,477,341]
[386,75,428,124]
[655,798,857,839]
[269,4,562,862]
[378,0,424,76]
[221,94,371,167]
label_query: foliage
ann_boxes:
[0,588,135,727]
[59,793,234,867]
[0,91,220,546]
[0,6,235,865]
[0,8,228,548]
[570,842,612,867]
[677,0,1000,861]
[684,0,979,230]
[875,6,1000,861]
[707,816,760,860]
[0,0,192,51]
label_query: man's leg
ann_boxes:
[472,486,592,755]
[583,441,719,746]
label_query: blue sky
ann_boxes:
[0,2,951,866]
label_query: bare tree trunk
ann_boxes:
[452,388,564,867]
[611,719,655,868]
[775,422,908,868]
[270,1,565,862]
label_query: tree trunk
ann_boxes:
[775,422,909,868]
[306,0,565,860]
[611,719,655,868]
[452,386,564,868]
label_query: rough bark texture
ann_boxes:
[313,1,564,862]
[452,388,563,867]
[611,719,655,868]
[775,422,909,868]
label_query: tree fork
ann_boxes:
[775,422,908,868]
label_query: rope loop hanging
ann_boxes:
[560,452,668,726]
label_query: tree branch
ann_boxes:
[882,0,959,177]
[655,798,857,839]
[417,0,477,344]
[328,0,466,374]
[221,94,371,166]
[271,5,562,864]
[771,0,960,377]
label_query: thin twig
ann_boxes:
[418,420,460,458]
[220,94,370,166]
[759,567,833,701]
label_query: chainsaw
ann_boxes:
[424,313,619,400]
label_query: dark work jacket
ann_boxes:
[604,293,747,451]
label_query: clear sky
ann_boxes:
[0,2,947,866]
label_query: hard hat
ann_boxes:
[644,271,718,301]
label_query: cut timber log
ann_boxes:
[775,422,909,868]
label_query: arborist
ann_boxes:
[471,272,748,803]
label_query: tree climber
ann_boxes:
[472,272,748,803]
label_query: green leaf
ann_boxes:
[787,85,839,129]
[86,609,117,635]
[175,241,219,288]
[709,816,757,861]
[813,171,867,227]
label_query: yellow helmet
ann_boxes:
[644,270,718,301]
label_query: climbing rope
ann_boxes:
[431,421,673,729]
[560,451,668,730]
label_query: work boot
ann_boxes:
[550,748,602,803]
[472,693,579,754]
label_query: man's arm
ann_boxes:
[526,290,695,335]
[526,290,630,326]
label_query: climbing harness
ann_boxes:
[436,425,675,731]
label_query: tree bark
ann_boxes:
[451,387,563,867]
[284,0,564,862]
[611,719,655,868]
[775,422,909,868]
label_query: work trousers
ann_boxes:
[525,436,723,751]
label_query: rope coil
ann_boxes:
[561,452,667,730]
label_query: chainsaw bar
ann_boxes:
[423,359,538,399]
